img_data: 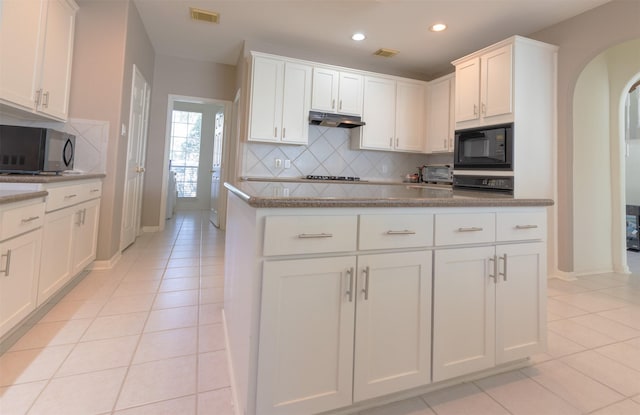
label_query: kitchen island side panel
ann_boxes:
[224,192,262,415]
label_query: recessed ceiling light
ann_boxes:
[351,33,366,41]
[430,23,447,32]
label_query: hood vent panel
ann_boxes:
[309,111,365,129]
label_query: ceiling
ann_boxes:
[132,0,611,80]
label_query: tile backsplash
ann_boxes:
[241,126,452,180]
[0,115,109,173]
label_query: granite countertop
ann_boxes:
[225,181,554,208]
[0,173,106,183]
[0,189,48,205]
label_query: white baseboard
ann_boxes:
[90,251,122,270]
[549,270,578,281]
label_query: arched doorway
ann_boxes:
[571,39,640,276]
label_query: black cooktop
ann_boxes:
[305,175,361,181]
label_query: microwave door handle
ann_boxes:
[63,138,74,167]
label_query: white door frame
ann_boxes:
[158,94,231,230]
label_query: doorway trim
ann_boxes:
[158,94,231,230]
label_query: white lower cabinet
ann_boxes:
[38,206,75,305]
[432,241,546,382]
[257,251,432,415]
[0,229,42,337]
[71,199,100,275]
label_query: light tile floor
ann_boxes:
[1,211,639,415]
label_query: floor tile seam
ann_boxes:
[559,351,640,397]
[514,365,591,413]
[565,313,640,341]
[545,327,624,350]
[583,396,640,414]
[594,289,640,305]
[20,343,75,415]
[110,238,183,414]
[109,393,199,415]
[454,380,516,415]
[593,310,640,330]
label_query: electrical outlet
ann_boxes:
[284,159,291,169]
[275,158,282,168]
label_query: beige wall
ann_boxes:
[70,0,154,261]
[529,0,640,273]
[142,56,236,227]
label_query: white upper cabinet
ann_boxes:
[248,54,312,144]
[454,43,512,128]
[356,76,427,153]
[426,74,455,153]
[0,0,78,121]
[311,68,363,115]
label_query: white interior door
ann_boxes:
[210,112,224,227]
[121,65,149,251]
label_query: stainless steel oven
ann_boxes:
[454,123,513,170]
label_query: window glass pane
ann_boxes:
[170,110,201,198]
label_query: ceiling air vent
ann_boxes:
[373,48,399,58]
[190,7,220,24]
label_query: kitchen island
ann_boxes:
[223,181,552,415]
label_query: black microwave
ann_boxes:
[0,125,75,174]
[454,123,513,170]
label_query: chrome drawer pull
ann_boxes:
[515,224,538,230]
[386,230,416,235]
[64,194,78,199]
[346,267,354,302]
[1,250,12,276]
[362,266,370,300]
[297,233,333,239]
[90,189,100,193]
[457,227,483,232]
[21,216,40,223]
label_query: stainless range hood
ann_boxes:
[309,111,365,128]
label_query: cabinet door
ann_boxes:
[481,44,512,119]
[338,72,363,115]
[38,207,75,306]
[454,57,480,123]
[361,76,396,150]
[495,242,546,363]
[38,0,77,120]
[257,256,356,415]
[433,246,495,382]
[249,56,284,142]
[0,0,46,111]
[354,251,431,402]
[427,76,453,153]
[72,199,100,275]
[0,230,41,337]
[281,62,312,144]
[311,67,338,112]
[395,81,426,152]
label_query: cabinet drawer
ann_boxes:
[45,184,84,212]
[359,214,433,250]
[497,211,546,242]
[435,213,495,246]
[82,182,103,200]
[0,201,45,241]
[264,216,357,256]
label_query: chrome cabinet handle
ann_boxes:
[76,210,83,225]
[396,138,399,147]
[346,267,354,302]
[473,104,478,115]
[339,100,343,110]
[282,127,286,138]
[35,89,42,106]
[42,91,49,108]
[386,230,416,235]
[332,99,335,109]
[81,208,87,225]
[297,233,333,239]
[481,103,486,114]
[1,250,12,276]
[21,216,40,223]
[499,254,508,281]
[362,266,370,300]
[389,137,393,147]
[274,127,278,138]
[457,227,483,232]
[443,139,447,149]
[64,194,77,199]
[488,255,497,282]
[515,224,538,230]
